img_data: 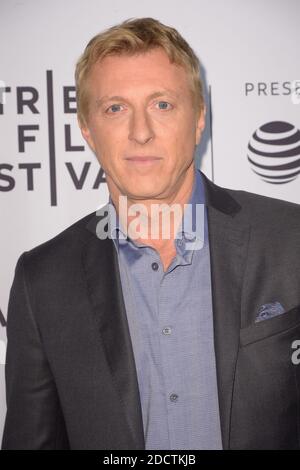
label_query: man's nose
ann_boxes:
[128,108,154,144]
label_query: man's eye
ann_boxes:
[156,101,172,110]
[106,104,123,113]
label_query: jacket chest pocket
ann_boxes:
[240,305,300,347]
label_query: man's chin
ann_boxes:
[123,186,167,202]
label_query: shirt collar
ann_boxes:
[175,167,205,243]
[108,196,128,248]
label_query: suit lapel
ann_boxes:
[202,172,251,449]
[84,172,251,450]
[82,219,145,449]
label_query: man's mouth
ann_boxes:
[124,156,162,164]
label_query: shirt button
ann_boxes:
[162,327,172,335]
[170,393,178,402]
[151,262,159,271]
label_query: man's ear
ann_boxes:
[78,117,96,154]
[195,105,206,146]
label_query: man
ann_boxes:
[2,17,300,450]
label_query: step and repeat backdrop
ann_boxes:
[0,0,299,442]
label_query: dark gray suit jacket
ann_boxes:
[2,172,300,449]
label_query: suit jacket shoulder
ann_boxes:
[201,171,300,232]
[227,186,300,229]
[19,210,97,278]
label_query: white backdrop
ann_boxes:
[0,0,299,444]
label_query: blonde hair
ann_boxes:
[75,17,205,126]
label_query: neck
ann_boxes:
[108,164,196,258]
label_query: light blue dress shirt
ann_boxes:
[107,168,223,450]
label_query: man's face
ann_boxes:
[80,47,205,202]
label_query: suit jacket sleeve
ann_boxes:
[1,252,70,449]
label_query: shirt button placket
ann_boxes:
[169,393,179,403]
[151,261,159,271]
[162,326,172,335]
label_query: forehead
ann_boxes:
[88,48,190,95]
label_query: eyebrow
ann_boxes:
[95,89,179,108]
